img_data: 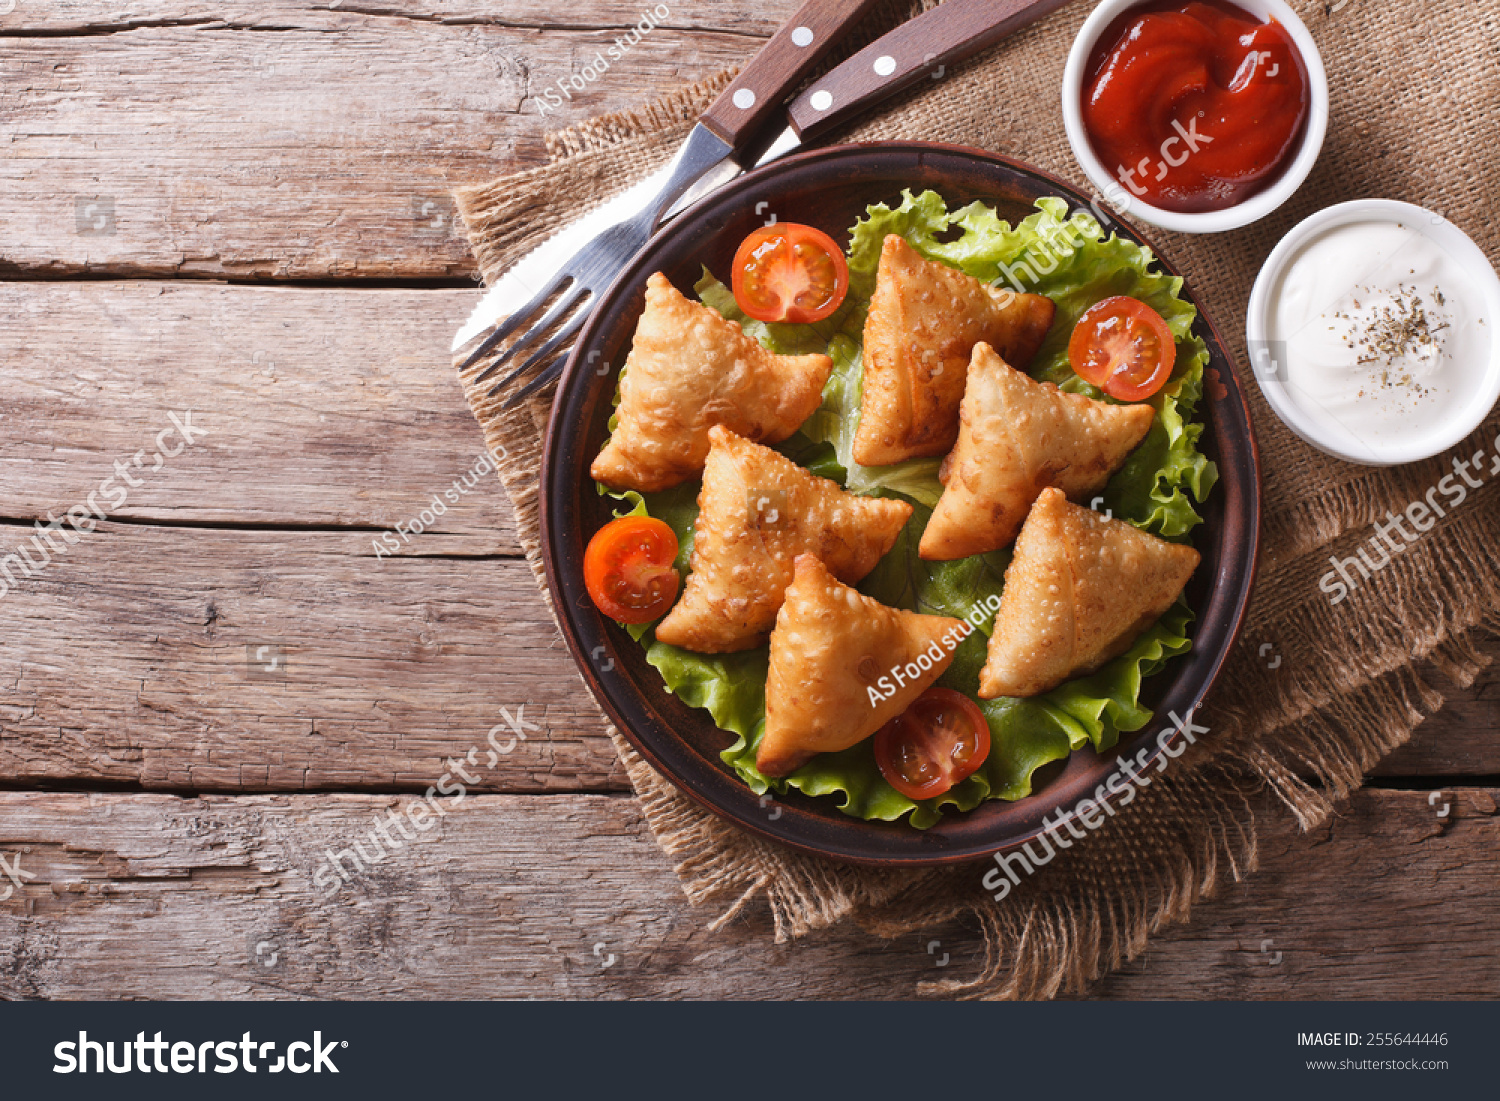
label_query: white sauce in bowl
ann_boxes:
[1266,220,1489,452]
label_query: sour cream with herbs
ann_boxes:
[1263,219,1489,456]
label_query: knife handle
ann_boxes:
[785,0,1074,142]
[700,0,886,151]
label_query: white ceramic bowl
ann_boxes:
[1061,0,1329,234]
[1245,199,1500,465]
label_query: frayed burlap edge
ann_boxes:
[457,354,934,942]
[451,52,1500,998]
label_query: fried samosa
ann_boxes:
[979,488,1199,699]
[758,554,965,777]
[590,273,833,492]
[919,343,1155,561]
[852,234,1055,467]
[655,428,912,653]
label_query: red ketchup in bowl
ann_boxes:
[1082,0,1309,214]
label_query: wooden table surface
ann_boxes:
[2,1,1497,1001]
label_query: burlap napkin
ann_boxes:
[451,0,1500,998]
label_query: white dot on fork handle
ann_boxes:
[732,88,756,109]
[810,89,832,111]
[874,55,896,76]
[791,26,813,47]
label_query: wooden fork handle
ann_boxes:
[785,0,1075,142]
[700,0,886,151]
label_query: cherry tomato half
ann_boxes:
[874,688,992,802]
[731,222,850,324]
[583,516,680,625]
[1067,295,1177,402]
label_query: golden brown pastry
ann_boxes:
[758,554,965,778]
[979,488,1199,699]
[655,427,912,653]
[919,343,1155,561]
[590,273,834,492]
[852,235,1055,467]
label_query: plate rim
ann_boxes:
[538,139,1262,867]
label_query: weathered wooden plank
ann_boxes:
[1375,649,1500,777]
[0,13,763,278]
[1088,786,1500,999]
[0,524,627,791]
[0,787,1494,999]
[0,273,1493,788]
[0,1,791,35]
[0,512,1493,790]
[0,282,517,542]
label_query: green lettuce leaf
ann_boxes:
[647,595,1193,828]
[790,190,1218,530]
[603,193,1215,827]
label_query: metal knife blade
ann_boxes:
[451,168,668,352]
[661,126,804,222]
[452,123,731,353]
[455,0,1070,356]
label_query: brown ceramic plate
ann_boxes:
[540,142,1259,867]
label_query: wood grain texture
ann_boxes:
[0,10,773,279]
[0,1,794,35]
[0,787,1494,999]
[0,274,1492,793]
[1087,787,1500,999]
[0,525,626,792]
[0,508,1492,790]
[0,282,515,540]
[787,0,1073,142]
[1375,654,1500,777]
[1,0,1495,1003]
[698,0,882,148]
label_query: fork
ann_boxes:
[460,0,1074,409]
[457,0,884,406]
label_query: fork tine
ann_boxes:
[486,300,590,399]
[473,282,587,385]
[489,297,590,389]
[501,358,566,409]
[457,271,570,374]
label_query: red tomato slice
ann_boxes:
[874,688,992,802]
[583,516,680,625]
[1067,295,1177,401]
[731,222,849,324]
